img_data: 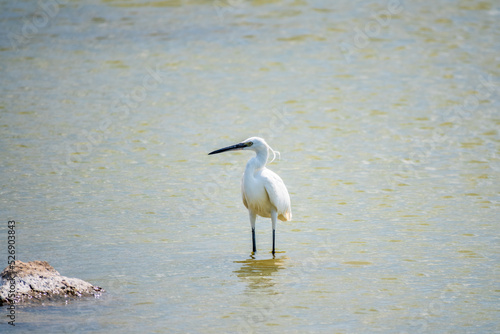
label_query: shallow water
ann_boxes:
[0,0,499,333]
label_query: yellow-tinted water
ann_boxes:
[0,0,498,332]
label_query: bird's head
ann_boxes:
[208,137,280,162]
[240,137,267,152]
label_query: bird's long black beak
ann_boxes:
[208,143,246,155]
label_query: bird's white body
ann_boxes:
[209,137,292,254]
[241,149,291,222]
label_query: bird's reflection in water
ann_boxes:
[234,255,288,293]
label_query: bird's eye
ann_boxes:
[246,142,253,147]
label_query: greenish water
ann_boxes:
[0,0,499,333]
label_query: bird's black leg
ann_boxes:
[272,229,276,255]
[252,228,256,253]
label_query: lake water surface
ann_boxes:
[0,0,499,333]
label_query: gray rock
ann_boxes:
[0,260,104,306]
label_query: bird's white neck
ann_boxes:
[245,147,268,175]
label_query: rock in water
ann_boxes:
[0,260,104,306]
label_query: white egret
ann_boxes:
[208,137,292,254]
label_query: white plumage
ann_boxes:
[209,137,292,254]
[242,162,291,221]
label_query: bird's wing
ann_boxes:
[262,169,292,221]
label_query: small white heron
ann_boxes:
[209,137,292,254]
